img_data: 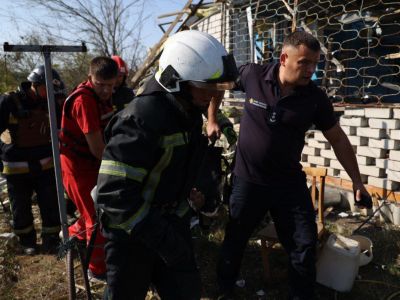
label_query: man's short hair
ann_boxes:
[89,56,118,80]
[283,31,320,52]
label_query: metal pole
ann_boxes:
[3,42,87,244]
[42,52,69,241]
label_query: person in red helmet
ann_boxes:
[111,55,135,112]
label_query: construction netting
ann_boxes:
[191,0,400,105]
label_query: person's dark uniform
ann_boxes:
[96,77,205,299]
[112,83,134,112]
[217,62,337,299]
[0,66,64,254]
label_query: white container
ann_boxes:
[349,235,373,266]
[316,234,360,292]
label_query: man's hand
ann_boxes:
[353,185,372,209]
[206,120,221,142]
[189,188,205,211]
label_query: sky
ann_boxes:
[0,0,189,52]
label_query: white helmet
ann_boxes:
[155,30,238,93]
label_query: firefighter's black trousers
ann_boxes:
[7,169,61,247]
[104,214,201,300]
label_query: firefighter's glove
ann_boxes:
[354,189,372,209]
[222,126,237,146]
[137,211,192,267]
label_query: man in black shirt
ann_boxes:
[217,31,371,300]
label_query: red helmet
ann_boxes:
[111,55,128,76]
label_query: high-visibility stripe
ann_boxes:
[160,132,188,148]
[14,225,34,235]
[99,160,147,183]
[110,147,174,233]
[2,156,54,175]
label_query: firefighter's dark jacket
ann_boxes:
[96,78,205,246]
[112,83,135,113]
[0,82,60,165]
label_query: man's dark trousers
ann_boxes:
[217,176,317,300]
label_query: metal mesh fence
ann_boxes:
[193,0,400,105]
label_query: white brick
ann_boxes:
[356,127,387,139]
[359,165,385,177]
[330,159,344,170]
[375,158,389,169]
[344,108,365,116]
[393,109,400,119]
[302,146,320,156]
[390,130,400,140]
[327,168,340,177]
[340,170,368,183]
[308,139,330,149]
[341,126,356,135]
[348,136,368,146]
[368,177,400,190]
[340,116,368,127]
[386,169,400,182]
[320,149,336,159]
[389,150,400,161]
[368,138,400,150]
[313,131,327,142]
[388,160,400,171]
[368,118,400,129]
[357,146,387,158]
[365,108,393,119]
[356,155,375,165]
[301,162,311,168]
[307,155,330,166]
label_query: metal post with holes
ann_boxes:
[3,42,87,243]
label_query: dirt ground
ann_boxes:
[1,198,400,300]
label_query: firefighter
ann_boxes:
[59,57,118,281]
[96,30,238,299]
[0,66,64,255]
[111,55,135,112]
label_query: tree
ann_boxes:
[24,0,147,70]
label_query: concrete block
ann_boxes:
[357,146,387,158]
[308,155,330,166]
[368,177,400,190]
[356,127,387,139]
[327,168,340,177]
[302,145,320,156]
[320,149,337,160]
[368,118,400,129]
[340,116,368,127]
[365,107,393,119]
[359,165,385,177]
[394,109,400,119]
[308,139,330,149]
[330,159,344,170]
[348,136,368,146]
[313,131,327,142]
[368,138,400,150]
[386,169,400,182]
[340,170,368,183]
[388,160,400,172]
[341,126,356,135]
[356,155,375,165]
[375,158,389,169]
[389,150,400,161]
[390,130,400,140]
[344,108,365,117]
